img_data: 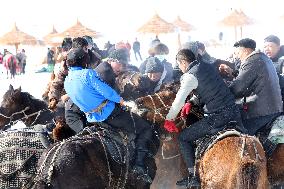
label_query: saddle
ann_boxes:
[0,127,52,188]
[78,123,136,164]
[195,125,242,161]
[257,115,284,157]
[79,122,159,165]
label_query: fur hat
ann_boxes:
[108,49,128,64]
[264,35,280,46]
[67,48,88,67]
[145,57,163,73]
[82,36,94,47]
[233,38,256,50]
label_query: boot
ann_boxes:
[176,168,200,188]
[133,150,152,184]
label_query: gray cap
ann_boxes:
[181,41,199,59]
[108,49,129,64]
[145,57,163,73]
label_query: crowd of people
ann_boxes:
[3,33,283,187]
[0,49,27,79]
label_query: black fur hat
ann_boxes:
[62,37,73,52]
[233,38,256,50]
[67,48,89,67]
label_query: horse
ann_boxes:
[132,82,268,189]
[32,121,158,189]
[0,85,66,130]
[0,85,76,188]
[116,71,152,101]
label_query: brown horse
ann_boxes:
[133,83,268,189]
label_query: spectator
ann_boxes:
[133,38,142,61]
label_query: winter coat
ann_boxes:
[269,45,284,105]
[64,67,121,122]
[229,51,283,119]
[133,41,140,52]
[94,62,117,88]
[47,50,55,65]
[166,60,236,119]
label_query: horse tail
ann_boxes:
[238,136,265,189]
[240,160,260,189]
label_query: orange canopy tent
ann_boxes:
[137,14,176,36]
[172,16,195,49]
[219,9,253,41]
[43,25,61,46]
[0,23,38,52]
[56,19,101,39]
[172,16,194,32]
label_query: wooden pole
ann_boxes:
[234,25,237,42]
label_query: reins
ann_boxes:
[0,106,48,127]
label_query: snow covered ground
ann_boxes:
[0,71,51,102]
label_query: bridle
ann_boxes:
[0,106,47,127]
[125,72,137,86]
[147,93,170,125]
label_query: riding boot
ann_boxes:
[176,168,201,188]
[133,150,152,184]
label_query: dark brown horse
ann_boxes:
[133,83,268,189]
[116,71,152,101]
[0,85,62,130]
[32,125,157,189]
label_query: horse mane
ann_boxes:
[159,81,180,94]
[21,92,47,110]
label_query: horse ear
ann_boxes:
[9,84,14,91]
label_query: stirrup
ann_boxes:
[132,165,152,184]
[176,176,200,188]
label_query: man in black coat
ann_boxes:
[133,37,142,61]
[227,38,283,135]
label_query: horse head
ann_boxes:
[117,71,152,100]
[0,85,50,129]
[135,82,178,110]
[0,85,24,129]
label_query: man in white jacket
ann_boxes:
[164,49,245,188]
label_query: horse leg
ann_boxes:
[268,144,284,186]
[151,141,185,189]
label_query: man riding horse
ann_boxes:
[220,38,283,156]
[164,48,247,188]
[64,48,154,183]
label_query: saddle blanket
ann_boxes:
[268,115,284,144]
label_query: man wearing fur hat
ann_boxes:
[264,35,284,107]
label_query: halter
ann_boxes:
[126,72,137,86]
[0,106,47,127]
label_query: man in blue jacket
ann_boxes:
[64,48,153,183]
